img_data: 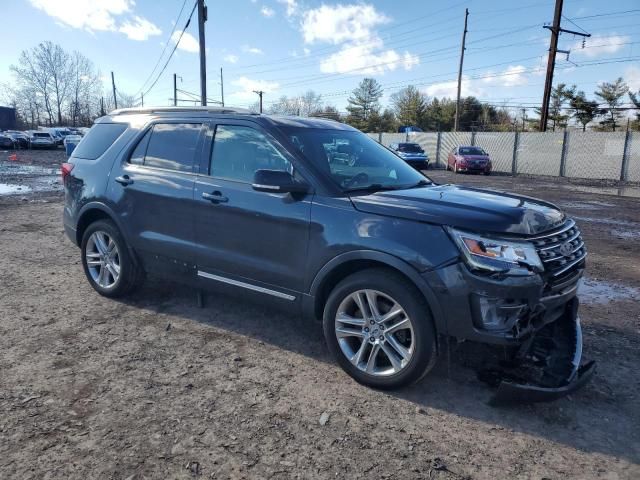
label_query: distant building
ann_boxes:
[0,106,17,130]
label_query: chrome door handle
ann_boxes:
[115,175,134,186]
[202,191,228,203]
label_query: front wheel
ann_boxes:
[323,269,437,389]
[80,219,143,297]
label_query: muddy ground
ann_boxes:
[1,151,639,479]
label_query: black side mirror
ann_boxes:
[252,169,309,194]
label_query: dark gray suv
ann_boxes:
[63,107,594,403]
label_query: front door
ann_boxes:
[193,121,312,300]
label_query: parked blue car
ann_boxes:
[389,142,429,170]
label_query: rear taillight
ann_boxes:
[61,162,74,181]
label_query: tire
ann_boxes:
[80,219,144,298]
[322,268,437,389]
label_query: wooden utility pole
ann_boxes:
[173,73,178,106]
[220,68,225,107]
[540,0,590,131]
[197,0,207,106]
[111,71,118,109]
[141,93,144,107]
[454,8,469,132]
[253,90,263,113]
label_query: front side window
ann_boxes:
[210,125,291,183]
[284,128,429,192]
[142,123,202,172]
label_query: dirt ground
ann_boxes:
[1,150,639,479]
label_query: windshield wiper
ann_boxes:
[403,179,432,189]
[343,183,401,193]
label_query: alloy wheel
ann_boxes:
[85,231,120,289]
[335,289,414,376]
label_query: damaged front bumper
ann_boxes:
[478,299,596,405]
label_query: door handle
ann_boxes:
[115,175,134,186]
[202,191,229,203]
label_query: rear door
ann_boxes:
[193,120,312,299]
[109,120,205,274]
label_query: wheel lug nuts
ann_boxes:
[364,327,369,333]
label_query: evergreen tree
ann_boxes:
[345,78,383,131]
[595,78,628,131]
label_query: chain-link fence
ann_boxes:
[368,130,639,183]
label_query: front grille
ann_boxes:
[529,219,586,288]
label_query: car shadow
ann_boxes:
[116,277,640,465]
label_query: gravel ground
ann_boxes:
[1,151,639,479]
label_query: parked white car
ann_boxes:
[29,131,57,149]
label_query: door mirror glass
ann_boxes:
[252,169,308,194]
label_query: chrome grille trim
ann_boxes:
[531,218,586,281]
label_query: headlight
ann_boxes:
[447,227,542,274]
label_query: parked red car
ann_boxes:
[447,146,492,175]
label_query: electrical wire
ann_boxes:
[142,0,198,97]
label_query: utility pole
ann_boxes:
[540,0,590,131]
[141,93,144,107]
[522,108,526,131]
[454,8,469,132]
[197,0,207,106]
[111,71,118,110]
[253,90,263,113]
[173,73,178,106]
[220,68,225,107]
[100,97,105,116]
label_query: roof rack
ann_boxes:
[109,106,253,116]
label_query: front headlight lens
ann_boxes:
[447,227,542,273]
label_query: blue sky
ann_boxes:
[2,0,639,114]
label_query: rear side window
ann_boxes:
[72,123,127,160]
[143,123,201,172]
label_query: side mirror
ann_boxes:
[252,169,309,194]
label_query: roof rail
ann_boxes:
[108,106,252,116]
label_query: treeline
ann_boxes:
[2,41,137,129]
[3,41,638,132]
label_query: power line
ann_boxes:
[135,0,189,96]
[568,8,640,20]
[143,0,198,98]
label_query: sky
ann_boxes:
[1,0,639,115]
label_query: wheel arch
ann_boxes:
[308,250,446,338]
[75,202,124,246]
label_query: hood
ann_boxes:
[460,155,490,162]
[350,184,565,236]
[399,152,427,158]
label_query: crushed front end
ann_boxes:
[425,218,595,404]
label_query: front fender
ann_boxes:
[307,250,448,336]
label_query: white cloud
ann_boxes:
[224,54,239,64]
[572,34,630,58]
[29,0,160,40]
[303,47,311,56]
[119,16,161,41]
[301,4,418,75]
[261,6,275,17]
[229,76,280,102]
[277,0,298,17]
[242,45,263,54]
[626,66,640,91]
[171,31,199,53]
[423,77,485,99]
[301,4,389,44]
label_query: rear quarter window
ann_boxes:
[71,123,128,160]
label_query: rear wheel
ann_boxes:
[323,269,437,389]
[80,220,143,297]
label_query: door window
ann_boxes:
[132,123,201,172]
[210,125,291,183]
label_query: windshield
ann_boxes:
[397,143,423,153]
[33,133,50,138]
[284,128,430,192]
[459,146,486,156]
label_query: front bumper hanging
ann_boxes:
[478,299,596,405]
